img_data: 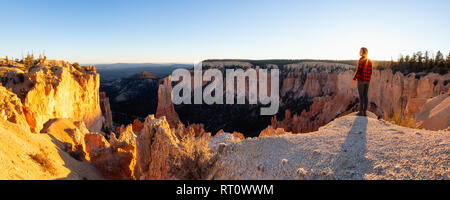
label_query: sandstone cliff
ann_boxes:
[274,66,450,133]
[178,61,449,135]
[0,86,30,130]
[1,59,103,133]
[414,92,450,130]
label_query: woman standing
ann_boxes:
[353,47,373,116]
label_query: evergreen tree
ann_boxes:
[446,52,450,68]
[435,51,444,66]
[416,51,423,63]
[424,51,430,70]
[405,55,410,63]
[24,53,34,71]
[398,54,404,63]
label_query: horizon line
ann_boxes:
[82,58,392,66]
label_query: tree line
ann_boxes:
[377,51,450,75]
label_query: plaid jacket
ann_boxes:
[353,57,373,82]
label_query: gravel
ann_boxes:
[213,113,450,180]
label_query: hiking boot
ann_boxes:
[356,111,364,116]
[363,111,367,116]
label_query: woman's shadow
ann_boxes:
[332,115,373,179]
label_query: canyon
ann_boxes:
[102,60,450,136]
[0,58,448,180]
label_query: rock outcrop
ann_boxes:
[40,119,91,161]
[87,124,137,179]
[155,76,180,128]
[132,119,144,132]
[1,60,103,133]
[259,126,291,137]
[209,132,242,153]
[414,93,450,130]
[204,61,449,133]
[0,117,104,180]
[134,115,181,180]
[0,86,30,130]
[274,68,450,133]
[99,92,113,133]
[82,115,215,180]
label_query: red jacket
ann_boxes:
[353,57,373,82]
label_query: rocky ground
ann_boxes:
[0,119,104,180]
[212,113,450,180]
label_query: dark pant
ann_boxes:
[357,81,370,112]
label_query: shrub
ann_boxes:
[384,111,417,128]
[23,54,35,72]
[29,147,57,175]
[72,62,84,72]
[171,134,218,180]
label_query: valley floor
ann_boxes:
[214,113,450,180]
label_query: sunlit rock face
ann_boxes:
[40,118,91,161]
[0,86,30,131]
[87,124,137,180]
[134,115,181,180]
[414,93,450,130]
[259,126,291,137]
[368,70,450,117]
[1,60,103,133]
[84,115,212,180]
[273,70,360,133]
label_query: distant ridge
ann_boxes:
[96,63,193,81]
[203,59,360,66]
[123,71,159,80]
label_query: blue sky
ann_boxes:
[0,0,449,64]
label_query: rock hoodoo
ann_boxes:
[100,92,114,133]
[156,76,181,128]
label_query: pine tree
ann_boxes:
[434,51,446,69]
[424,51,430,70]
[435,51,444,65]
[416,51,423,63]
[405,55,410,63]
[4,56,9,66]
[24,53,34,71]
[446,52,450,68]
